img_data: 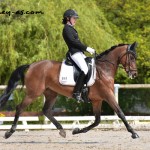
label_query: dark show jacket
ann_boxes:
[62,24,87,55]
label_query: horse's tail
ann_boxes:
[0,64,30,108]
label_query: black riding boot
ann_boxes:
[72,71,86,102]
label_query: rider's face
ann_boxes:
[70,17,77,26]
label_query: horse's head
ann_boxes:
[118,42,138,79]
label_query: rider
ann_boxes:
[62,9,95,102]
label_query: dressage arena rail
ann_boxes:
[0,116,150,131]
[0,84,150,131]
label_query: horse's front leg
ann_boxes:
[106,92,139,139]
[72,100,101,135]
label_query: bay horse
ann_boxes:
[0,42,139,139]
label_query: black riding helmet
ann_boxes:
[63,9,79,18]
[62,9,78,24]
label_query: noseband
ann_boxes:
[118,45,137,73]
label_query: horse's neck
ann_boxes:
[97,46,125,79]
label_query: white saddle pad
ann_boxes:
[59,59,96,86]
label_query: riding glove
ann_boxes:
[86,47,95,54]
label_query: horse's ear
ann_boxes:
[130,41,138,51]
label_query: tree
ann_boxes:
[0,0,118,84]
[97,0,150,83]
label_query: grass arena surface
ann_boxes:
[0,130,149,150]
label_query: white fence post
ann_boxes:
[114,84,120,116]
[43,95,48,124]
[22,120,29,132]
[114,84,120,104]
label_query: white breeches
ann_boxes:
[70,52,88,75]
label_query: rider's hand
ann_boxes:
[86,47,95,55]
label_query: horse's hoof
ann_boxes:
[4,131,13,139]
[72,128,80,135]
[131,133,139,139]
[59,129,66,138]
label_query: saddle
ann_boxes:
[59,53,96,102]
[59,52,96,87]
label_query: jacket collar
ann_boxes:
[66,24,77,32]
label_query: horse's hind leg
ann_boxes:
[4,95,34,139]
[43,89,66,138]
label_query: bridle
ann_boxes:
[95,44,137,79]
[117,45,137,75]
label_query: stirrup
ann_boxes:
[72,92,84,102]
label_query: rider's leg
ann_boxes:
[70,52,88,102]
[72,71,86,101]
[70,52,88,75]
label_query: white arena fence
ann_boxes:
[0,116,150,131]
[0,84,150,131]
